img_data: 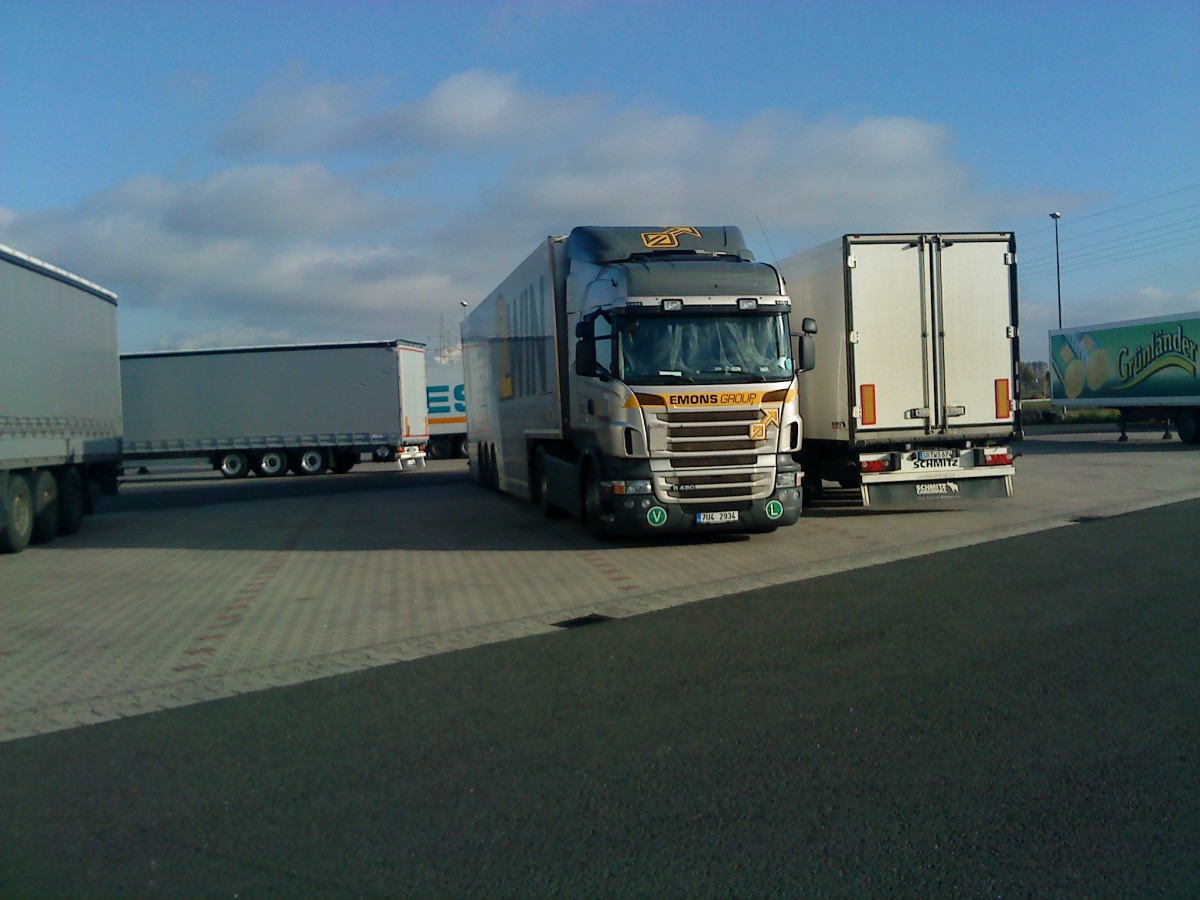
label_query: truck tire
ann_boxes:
[291,448,328,476]
[802,477,824,505]
[533,447,561,518]
[581,463,609,540]
[218,451,251,479]
[28,469,60,544]
[254,450,288,477]
[57,467,85,536]
[483,443,498,490]
[426,437,449,460]
[330,450,357,474]
[1176,409,1200,445]
[1,472,34,554]
[458,438,469,459]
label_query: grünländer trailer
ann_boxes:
[1049,312,1200,444]
[120,341,429,477]
[1,243,123,553]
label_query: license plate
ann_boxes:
[695,510,739,525]
[918,449,956,460]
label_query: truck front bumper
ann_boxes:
[601,486,803,535]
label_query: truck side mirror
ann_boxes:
[794,317,818,372]
[575,339,597,377]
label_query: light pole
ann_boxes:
[1050,211,1062,328]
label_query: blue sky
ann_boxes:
[2,0,1197,359]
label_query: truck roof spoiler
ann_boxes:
[566,226,754,265]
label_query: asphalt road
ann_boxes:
[3,499,1198,897]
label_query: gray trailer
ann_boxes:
[121,341,429,477]
[2,243,123,553]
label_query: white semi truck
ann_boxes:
[462,226,816,538]
[425,350,468,460]
[1049,312,1200,443]
[1,243,123,553]
[121,341,429,477]
[778,233,1020,505]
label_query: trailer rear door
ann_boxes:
[935,236,1017,429]
[846,238,934,434]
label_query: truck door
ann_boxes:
[846,238,934,434]
[934,236,1017,430]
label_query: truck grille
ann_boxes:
[645,407,776,505]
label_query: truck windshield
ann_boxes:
[617,312,793,384]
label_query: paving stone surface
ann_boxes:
[3,430,1199,742]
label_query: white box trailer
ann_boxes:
[121,340,428,477]
[425,350,467,459]
[1,243,122,553]
[779,233,1020,505]
[1049,312,1200,443]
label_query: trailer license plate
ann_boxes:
[918,449,956,460]
[696,510,739,525]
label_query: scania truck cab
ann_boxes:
[464,225,816,538]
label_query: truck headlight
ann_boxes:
[775,471,798,489]
[612,479,653,495]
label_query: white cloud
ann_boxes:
[225,69,604,156]
[218,67,368,155]
[0,69,1076,352]
[161,164,396,238]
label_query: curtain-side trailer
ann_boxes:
[462,226,816,538]
[779,233,1020,506]
[1049,312,1200,444]
[120,341,429,477]
[1,243,122,553]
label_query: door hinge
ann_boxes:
[905,407,931,419]
[1006,325,1017,338]
[848,330,860,344]
[944,405,967,418]
[846,255,857,269]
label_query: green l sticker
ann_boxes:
[765,499,784,520]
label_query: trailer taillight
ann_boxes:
[859,457,893,474]
[980,448,1014,467]
[995,378,1011,419]
[860,384,877,426]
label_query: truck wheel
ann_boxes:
[802,477,824,505]
[218,452,251,479]
[533,447,561,518]
[582,464,609,539]
[457,439,469,459]
[372,445,397,463]
[254,450,288,477]
[426,437,449,460]
[57,467,85,535]
[330,450,357,474]
[291,449,328,476]
[28,469,60,544]
[1176,409,1200,445]
[1,472,34,553]
[486,444,501,490]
